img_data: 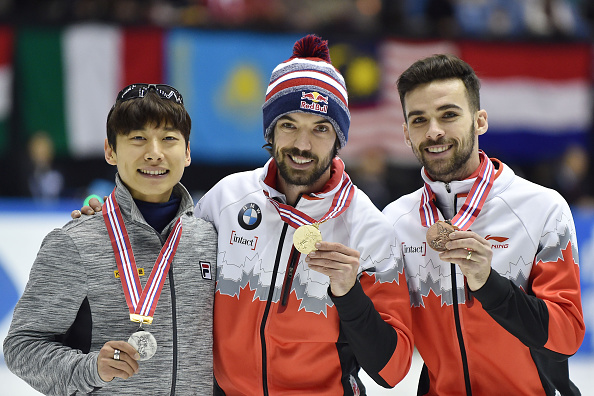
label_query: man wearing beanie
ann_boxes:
[196,35,413,395]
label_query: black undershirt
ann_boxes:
[134,195,181,233]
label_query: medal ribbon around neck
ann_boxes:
[265,173,355,230]
[420,150,495,230]
[103,190,183,324]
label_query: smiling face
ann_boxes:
[272,112,337,193]
[403,78,488,182]
[104,122,191,203]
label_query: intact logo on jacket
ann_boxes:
[230,231,258,250]
[402,242,426,256]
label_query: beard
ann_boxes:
[412,122,475,181]
[273,145,334,187]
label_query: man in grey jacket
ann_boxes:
[3,84,217,395]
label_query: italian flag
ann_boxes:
[15,24,164,158]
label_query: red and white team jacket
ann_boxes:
[196,157,413,395]
[383,156,585,396]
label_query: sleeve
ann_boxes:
[332,193,413,388]
[3,228,108,395]
[194,180,224,229]
[472,197,585,358]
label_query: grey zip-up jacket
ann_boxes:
[3,176,217,395]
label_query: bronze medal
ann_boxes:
[426,220,458,252]
[293,223,322,254]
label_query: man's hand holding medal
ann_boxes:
[97,341,140,382]
[304,241,361,297]
[426,220,493,291]
[422,151,496,292]
[269,173,360,297]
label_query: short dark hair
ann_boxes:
[106,91,191,151]
[397,54,481,121]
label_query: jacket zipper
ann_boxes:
[450,193,471,395]
[153,224,178,395]
[169,265,178,395]
[450,263,472,395]
[281,248,300,306]
[260,221,290,396]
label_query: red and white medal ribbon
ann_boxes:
[265,172,355,230]
[103,191,182,324]
[420,150,495,231]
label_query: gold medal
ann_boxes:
[293,223,323,254]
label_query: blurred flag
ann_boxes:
[342,40,458,164]
[343,40,592,165]
[0,27,12,156]
[460,41,592,163]
[328,39,381,107]
[166,30,301,164]
[12,29,593,165]
[16,25,163,158]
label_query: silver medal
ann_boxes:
[128,330,157,361]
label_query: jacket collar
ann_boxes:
[420,156,507,218]
[113,173,195,233]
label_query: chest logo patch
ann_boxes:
[402,242,426,256]
[200,261,212,280]
[238,203,262,230]
[486,235,509,249]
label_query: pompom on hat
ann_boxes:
[262,34,350,148]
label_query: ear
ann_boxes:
[185,142,191,167]
[475,109,488,136]
[104,139,117,165]
[403,122,412,147]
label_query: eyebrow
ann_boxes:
[407,104,463,119]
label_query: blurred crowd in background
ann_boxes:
[1,0,594,212]
[4,0,592,39]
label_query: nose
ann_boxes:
[145,139,163,161]
[426,119,445,141]
[293,129,312,151]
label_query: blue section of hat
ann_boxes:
[262,88,350,148]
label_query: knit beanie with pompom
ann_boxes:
[262,34,350,148]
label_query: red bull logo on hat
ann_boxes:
[301,91,328,104]
[300,91,328,113]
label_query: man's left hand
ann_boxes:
[439,230,493,291]
[305,241,360,297]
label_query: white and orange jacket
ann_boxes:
[196,158,413,395]
[383,156,585,396]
